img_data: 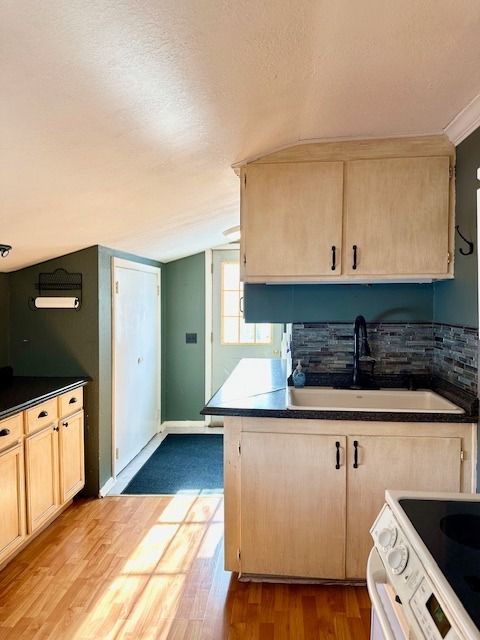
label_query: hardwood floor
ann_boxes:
[0,495,371,639]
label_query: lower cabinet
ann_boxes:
[225,418,474,580]
[0,443,26,564]
[240,432,346,578]
[345,435,461,578]
[0,387,86,569]
[25,410,85,533]
[25,424,60,533]
[59,411,84,504]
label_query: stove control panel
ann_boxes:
[411,579,459,639]
[371,505,461,640]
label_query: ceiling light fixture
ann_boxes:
[0,244,12,258]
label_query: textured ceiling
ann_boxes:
[2,0,480,271]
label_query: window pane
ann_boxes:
[240,320,255,343]
[223,263,240,290]
[223,291,239,316]
[255,324,271,343]
[223,317,239,343]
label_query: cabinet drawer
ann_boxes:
[58,387,83,418]
[0,413,24,451]
[25,399,58,435]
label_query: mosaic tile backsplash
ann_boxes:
[291,322,478,393]
[433,323,478,393]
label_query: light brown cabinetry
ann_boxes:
[345,435,461,578]
[239,135,454,283]
[25,424,60,533]
[224,417,475,580]
[0,385,85,569]
[242,162,344,278]
[240,432,346,579]
[59,410,84,503]
[0,443,26,564]
[25,398,58,435]
[343,156,451,276]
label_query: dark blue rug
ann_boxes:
[122,434,223,495]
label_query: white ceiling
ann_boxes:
[2,0,480,271]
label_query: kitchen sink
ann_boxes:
[287,387,465,414]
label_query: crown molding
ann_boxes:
[444,93,480,146]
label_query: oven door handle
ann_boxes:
[367,548,402,640]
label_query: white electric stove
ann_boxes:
[368,490,480,640]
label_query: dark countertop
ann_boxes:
[201,359,478,423]
[0,375,89,421]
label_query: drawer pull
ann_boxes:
[331,246,336,271]
[335,441,340,469]
[53,426,59,432]
[63,422,69,428]
[69,397,77,404]
[353,440,359,468]
[38,410,48,418]
[0,428,11,437]
[352,245,358,270]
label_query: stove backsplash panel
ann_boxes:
[291,322,478,392]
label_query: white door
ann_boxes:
[212,249,282,397]
[112,258,161,475]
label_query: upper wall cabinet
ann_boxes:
[238,136,455,283]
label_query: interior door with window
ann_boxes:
[212,249,282,409]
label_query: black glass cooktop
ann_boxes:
[400,499,480,631]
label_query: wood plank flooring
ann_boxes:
[0,496,371,639]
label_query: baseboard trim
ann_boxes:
[162,421,224,434]
[99,477,115,497]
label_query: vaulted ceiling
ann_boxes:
[2,1,480,270]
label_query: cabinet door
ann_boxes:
[0,443,26,564]
[346,435,461,579]
[25,424,59,533]
[343,156,450,276]
[243,162,344,278]
[240,432,346,579]
[59,411,84,504]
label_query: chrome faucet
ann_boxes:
[352,315,373,389]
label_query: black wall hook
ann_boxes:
[455,225,474,256]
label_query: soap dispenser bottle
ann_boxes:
[292,359,306,388]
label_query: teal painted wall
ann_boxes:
[244,282,433,323]
[0,273,9,367]
[8,246,101,495]
[434,126,480,328]
[163,253,205,421]
[7,244,162,495]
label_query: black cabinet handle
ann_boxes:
[53,426,59,432]
[38,410,48,418]
[331,246,336,271]
[353,440,359,468]
[69,397,77,404]
[63,422,69,428]
[0,428,10,437]
[352,245,358,270]
[335,441,340,469]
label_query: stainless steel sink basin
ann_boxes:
[287,387,465,414]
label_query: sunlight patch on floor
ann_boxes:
[70,495,224,639]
